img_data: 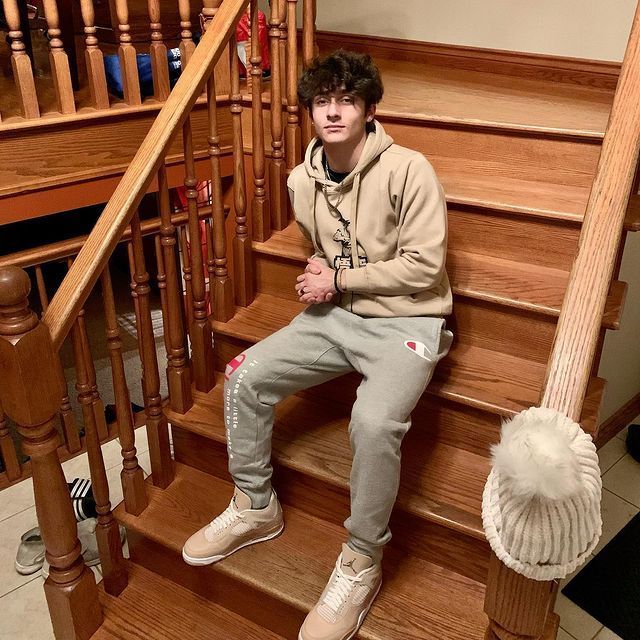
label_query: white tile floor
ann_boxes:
[0,427,150,640]
[0,422,638,639]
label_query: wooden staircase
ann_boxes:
[3,2,640,638]
[107,44,635,639]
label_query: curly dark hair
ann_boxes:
[297,50,384,111]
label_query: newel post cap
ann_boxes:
[0,267,63,427]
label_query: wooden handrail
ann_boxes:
[541,3,640,421]
[43,0,249,351]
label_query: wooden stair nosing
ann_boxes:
[166,379,489,540]
[374,109,606,141]
[114,463,489,640]
[251,230,626,329]
[93,562,285,640]
[208,293,605,434]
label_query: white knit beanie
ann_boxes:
[482,406,602,581]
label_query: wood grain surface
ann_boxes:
[115,463,489,640]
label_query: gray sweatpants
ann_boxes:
[223,303,452,562]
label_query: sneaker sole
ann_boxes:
[14,560,44,576]
[297,580,382,640]
[181,522,285,566]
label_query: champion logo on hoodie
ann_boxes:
[404,340,433,360]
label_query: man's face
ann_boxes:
[310,90,376,147]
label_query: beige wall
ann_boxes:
[314,0,636,61]
[598,231,640,421]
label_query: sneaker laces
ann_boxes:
[322,560,364,614]
[204,502,242,541]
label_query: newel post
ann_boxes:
[0,267,102,640]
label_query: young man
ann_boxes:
[182,50,453,640]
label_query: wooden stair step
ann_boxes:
[93,562,285,640]
[114,463,488,640]
[210,293,604,433]
[166,375,489,540]
[252,223,626,328]
[449,249,625,328]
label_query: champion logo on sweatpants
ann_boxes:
[404,340,433,360]
[225,354,246,380]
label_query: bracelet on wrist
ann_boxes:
[334,268,342,293]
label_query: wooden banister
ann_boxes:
[541,5,640,421]
[43,0,249,351]
[484,4,640,640]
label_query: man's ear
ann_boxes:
[366,104,376,123]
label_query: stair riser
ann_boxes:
[250,109,600,209]
[230,264,559,365]
[126,530,304,640]
[172,427,490,583]
[255,248,570,344]
[383,120,600,197]
[447,206,580,271]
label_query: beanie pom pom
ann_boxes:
[491,407,583,500]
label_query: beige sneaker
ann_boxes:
[299,544,382,640]
[182,487,283,566]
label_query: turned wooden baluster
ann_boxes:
[269,0,287,230]
[182,118,216,390]
[42,0,76,114]
[68,279,127,596]
[177,226,195,327]
[0,399,21,481]
[67,258,109,442]
[79,0,110,110]
[34,265,81,454]
[114,0,142,105]
[249,0,271,241]
[2,0,40,119]
[229,34,254,307]
[0,267,102,639]
[178,0,196,67]
[278,0,287,98]
[100,264,148,516]
[148,0,171,101]
[155,235,171,346]
[130,212,174,488]
[157,164,193,412]
[285,0,301,203]
[204,56,234,321]
[202,0,231,95]
[301,0,316,148]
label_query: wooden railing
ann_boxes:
[484,3,640,640]
[0,1,316,636]
[0,0,201,121]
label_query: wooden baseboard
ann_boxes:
[312,30,621,90]
[595,391,640,448]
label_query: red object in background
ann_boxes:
[236,9,271,77]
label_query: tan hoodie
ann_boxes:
[287,121,452,318]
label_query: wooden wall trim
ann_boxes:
[595,391,640,448]
[0,154,233,225]
[313,30,621,90]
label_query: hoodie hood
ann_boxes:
[303,121,395,188]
